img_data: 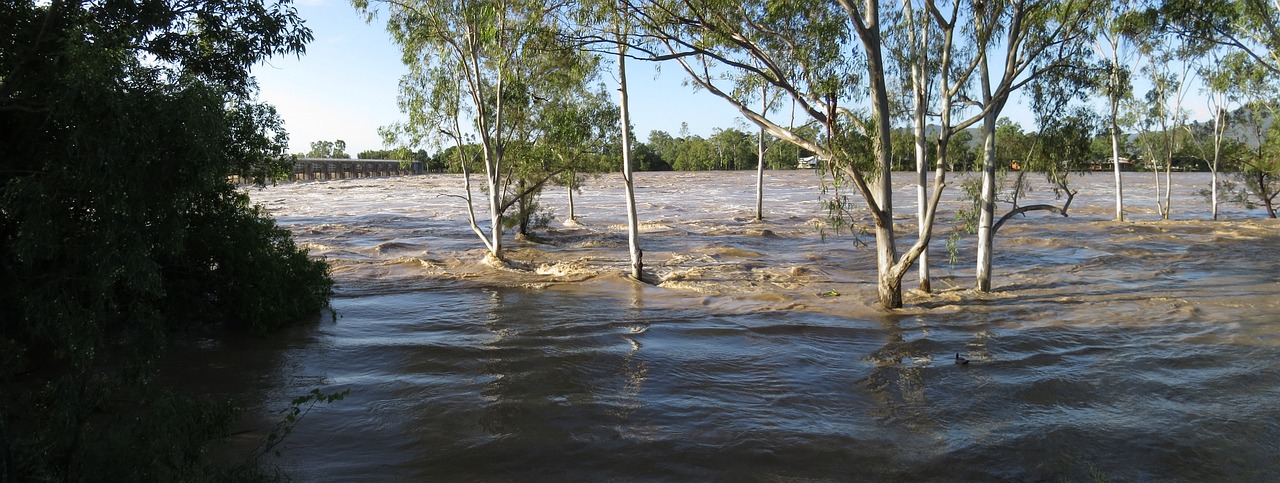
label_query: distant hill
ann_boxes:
[1185,106,1271,148]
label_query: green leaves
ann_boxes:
[1,1,330,479]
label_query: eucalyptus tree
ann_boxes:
[540,88,617,224]
[614,9,646,280]
[1199,49,1239,220]
[1128,20,1200,220]
[1154,0,1280,76]
[967,0,1097,292]
[892,0,990,293]
[1231,102,1280,218]
[503,50,608,236]
[559,0,649,279]
[889,0,941,292]
[1093,0,1137,222]
[355,0,598,263]
[1215,52,1280,218]
[616,0,949,308]
[753,86,783,221]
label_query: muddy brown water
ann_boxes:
[176,170,1279,481]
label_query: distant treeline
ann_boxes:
[343,116,1247,174]
[355,127,808,173]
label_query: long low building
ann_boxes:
[289,158,414,181]
[232,158,419,184]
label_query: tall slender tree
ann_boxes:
[617,20,645,280]
[1200,49,1237,220]
[1094,0,1136,222]
[1129,23,1197,220]
[969,0,1097,292]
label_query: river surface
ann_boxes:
[186,170,1279,481]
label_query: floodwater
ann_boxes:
[186,170,1279,481]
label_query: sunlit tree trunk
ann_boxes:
[1095,6,1129,223]
[968,0,1095,292]
[617,27,643,281]
[755,86,766,222]
[1111,111,1125,222]
[1210,101,1225,220]
[567,182,576,221]
[906,0,932,293]
[854,0,902,309]
[976,110,998,292]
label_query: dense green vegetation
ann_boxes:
[304,139,351,158]
[1,0,332,479]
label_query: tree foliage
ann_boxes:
[306,139,351,158]
[356,0,606,260]
[640,128,793,171]
[0,0,331,479]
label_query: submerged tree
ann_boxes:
[609,0,957,308]
[968,0,1097,292]
[1199,53,1232,220]
[1128,15,1199,220]
[561,0,649,280]
[891,0,940,292]
[602,0,1098,305]
[540,88,617,224]
[1093,0,1136,222]
[1227,101,1280,218]
[356,0,600,263]
[1230,122,1280,218]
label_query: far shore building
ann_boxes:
[1087,157,1136,172]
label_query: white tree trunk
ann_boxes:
[617,39,643,281]
[976,111,998,292]
[567,182,576,221]
[1212,102,1224,220]
[860,1,900,309]
[1110,116,1125,222]
[1104,42,1126,222]
[912,61,930,294]
[756,125,765,221]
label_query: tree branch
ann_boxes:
[991,189,1076,237]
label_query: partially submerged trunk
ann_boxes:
[1105,45,1126,221]
[754,84,770,222]
[1110,114,1125,222]
[617,36,643,281]
[975,110,998,292]
[860,1,901,309]
[447,112,500,261]
[755,112,766,221]
[566,182,576,222]
[911,52,931,294]
[904,0,933,293]
[1211,103,1224,220]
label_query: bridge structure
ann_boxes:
[232,158,420,184]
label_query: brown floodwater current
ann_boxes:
[184,170,1278,481]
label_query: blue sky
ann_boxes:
[253,1,1209,157]
[253,0,747,155]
